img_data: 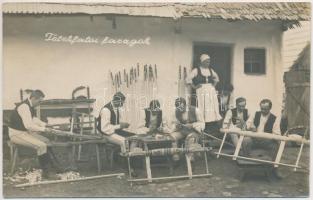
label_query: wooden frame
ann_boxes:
[216,128,310,171]
[124,134,213,185]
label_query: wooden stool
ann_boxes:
[103,143,120,170]
[236,159,273,182]
[8,141,21,175]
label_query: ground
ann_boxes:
[2,143,309,198]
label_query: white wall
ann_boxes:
[3,15,284,116]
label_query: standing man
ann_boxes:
[9,90,61,179]
[222,97,252,155]
[96,92,132,153]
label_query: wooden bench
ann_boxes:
[7,139,113,175]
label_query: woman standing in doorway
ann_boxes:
[186,54,222,132]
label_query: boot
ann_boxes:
[272,168,283,180]
[38,154,59,180]
[47,148,64,173]
[172,154,180,161]
[129,158,138,177]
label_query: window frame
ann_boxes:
[244,47,266,75]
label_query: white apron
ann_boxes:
[196,83,222,122]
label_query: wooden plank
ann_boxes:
[15,173,125,188]
[220,129,310,144]
[216,152,304,169]
[127,174,212,182]
[286,86,310,127]
[216,132,227,158]
[185,154,193,179]
[145,156,152,183]
[45,129,104,140]
[294,143,304,171]
[232,135,244,160]
[286,83,310,88]
[126,147,211,157]
[203,132,234,147]
[274,141,286,167]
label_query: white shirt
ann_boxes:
[247,112,281,135]
[100,102,121,135]
[163,107,205,133]
[222,109,250,130]
[17,99,46,132]
[186,67,219,85]
[136,109,164,134]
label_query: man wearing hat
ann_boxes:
[136,99,164,134]
[163,97,205,161]
[96,92,131,153]
[9,90,63,179]
[186,54,222,133]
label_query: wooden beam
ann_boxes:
[232,135,244,160]
[145,156,152,183]
[15,173,125,188]
[274,141,286,167]
[45,129,103,140]
[127,174,212,182]
[216,132,227,158]
[125,147,211,157]
[220,129,310,144]
[216,152,305,169]
[185,154,193,179]
[294,143,304,171]
[203,132,234,147]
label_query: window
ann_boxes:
[244,48,266,74]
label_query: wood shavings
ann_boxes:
[4,169,42,184]
[25,169,42,184]
[56,171,82,180]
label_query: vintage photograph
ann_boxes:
[2,1,310,198]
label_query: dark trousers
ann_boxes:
[253,138,279,161]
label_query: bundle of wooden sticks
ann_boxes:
[107,64,159,131]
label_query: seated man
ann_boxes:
[163,97,205,161]
[96,92,137,153]
[8,90,62,179]
[136,99,164,135]
[216,83,234,117]
[222,97,252,156]
[247,99,282,178]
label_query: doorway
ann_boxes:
[191,43,233,106]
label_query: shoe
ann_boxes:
[47,149,65,173]
[172,154,180,161]
[42,170,60,180]
[272,168,283,180]
[189,154,195,162]
[130,169,138,177]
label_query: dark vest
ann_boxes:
[175,106,197,124]
[9,99,36,131]
[253,111,276,133]
[96,103,119,134]
[145,109,162,128]
[192,67,214,86]
[231,108,248,125]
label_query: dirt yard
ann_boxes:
[2,144,309,198]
